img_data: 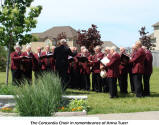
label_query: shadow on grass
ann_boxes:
[65,89,91,95]
[64,88,98,95]
[150,92,159,97]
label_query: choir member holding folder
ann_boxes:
[21,44,35,84]
[119,47,130,94]
[33,47,44,79]
[129,41,146,97]
[90,46,104,92]
[10,44,23,86]
[77,48,91,91]
[42,45,55,72]
[68,47,80,89]
[102,46,120,98]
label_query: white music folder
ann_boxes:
[100,57,110,66]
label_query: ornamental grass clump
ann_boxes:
[14,72,62,116]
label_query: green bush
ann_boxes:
[0,84,17,95]
[68,99,89,111]
[58,99,89,112]
[0,46,7,72]
[14,72,62,116]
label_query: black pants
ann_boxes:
[56,69,70,91]
[69,68,80,89]
[34,70,43,80]
[23,70,32,84]
[143,74,151,96]
[92,73,103,92]
[133,74,143,97]
[103,78,109,93]
[107,77,118,98]
[129,73,135,93]
[11,69,23,86]
[118,72,128,94]
[80,74,90,91]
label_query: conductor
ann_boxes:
[54,39,77,91]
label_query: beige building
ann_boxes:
[150,22,159,50]
[22,26,118,52]
[23,26,79,52]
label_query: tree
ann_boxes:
[57,32,67,41]
[0,46,7,72]
[0,0,42,85]
[76,24,103,54]
[139,26,156,50]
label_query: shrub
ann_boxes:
[58,99,89,112]
[68,99,89,112]
[14,72,62,116]
[0,46,7,72]
[0,84,17,95]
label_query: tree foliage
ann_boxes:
[0,46,7,72]
[57,32,67,41]
[139,27,156,50]
[0,0,42,47]
[0,0,42,84]
[76,24,103,54]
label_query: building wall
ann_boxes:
[154,26,159,50]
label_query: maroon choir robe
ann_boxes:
[41,51,55,71]
[130,48,146,74]
[106,52,120,78]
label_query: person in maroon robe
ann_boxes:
[68,47,80,89]
[104,46,120,98]
[78,48,91,91]
[90,45,104,92]
[129,45,137,93]
[118,47,129,94]
[33,47,44,79]
[104,47,112,59]
[102,47,112,93]
[51,46,56,53]
[21,45,35,84]
[10,45,23,85]
[142,46,153,96]
[41,45,55,72]
[130,41,146,97]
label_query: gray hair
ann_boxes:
[105,47,110,50]
[111,46,117,51]
[95,45,102,50]
[60,39,67,44]
[14,45,21,50]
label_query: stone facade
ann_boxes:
[151,22,159,50]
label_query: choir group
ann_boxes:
[10,39,153,98]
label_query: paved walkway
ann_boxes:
[86,111,159,120]
[1,111,159,120]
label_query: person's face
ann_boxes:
[46,47,50,52]
[105,49,110,54]
[110,49,114,54]
[96,48,100,53]
[37,48,41,53]
[83,51,87,55]
[81,48,85,53]
[120,48,125,53]
[16,47,21,53]
[27,47,31,52]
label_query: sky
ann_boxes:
[31,0,159,47]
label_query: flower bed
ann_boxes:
[58,99,89,112]
[0,95,89,116]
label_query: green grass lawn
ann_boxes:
[66,68,159,114]
[0,68,159,115]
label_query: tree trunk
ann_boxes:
[6,43,11,85]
